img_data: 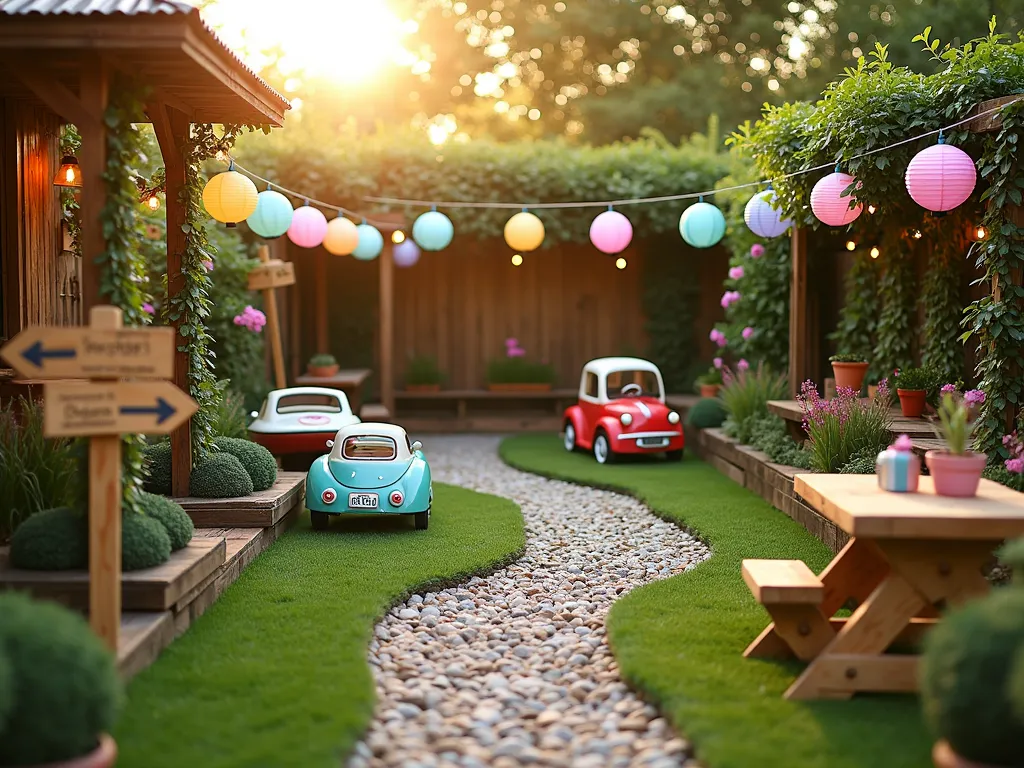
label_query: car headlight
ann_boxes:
[668,411,680,425]
[620,413,633,426]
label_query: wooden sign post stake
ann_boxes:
[1,305,197,651]
[248,245,295,390]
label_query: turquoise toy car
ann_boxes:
[305,422,432,531]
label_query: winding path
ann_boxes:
[347,435,709,768]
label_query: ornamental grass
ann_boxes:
[799,379,894,473]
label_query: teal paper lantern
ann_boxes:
[353,224,384,261]
[412,209,454,251]
[679,201,726,248]
[246,188,293,239]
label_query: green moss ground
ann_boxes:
[500,434,932,768]
[114,483,524,768]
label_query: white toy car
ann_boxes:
[248,387,360,455]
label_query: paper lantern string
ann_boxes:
[222,97,1016,215]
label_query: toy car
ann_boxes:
[563,357,684,464]
[248,386,361,455]
[305,422,433,531]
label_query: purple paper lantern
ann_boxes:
[589,210,633,254]
[287,203,328,248]
[810,171,863,227]
[393,239,421,268]
[743,190,792,238]
[905,142,977,213]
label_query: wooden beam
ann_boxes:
[789,226,809,398]
[8,64,97,127]
[151,102,193,497]
[77,57,109,313]
[314,250,328,354]
[380,240,395,417]
[256,245,287,390]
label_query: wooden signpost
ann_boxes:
[247,245,294,390]
[0,306,197,651]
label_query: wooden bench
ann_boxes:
[742,559,832,661]
[360,403,391,422]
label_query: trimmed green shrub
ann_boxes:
[405,355,444,386]
[142,441,172,495]
[486,357,557,385]
[213,436,277,492]
[122,513,172,571]
[686,398,727,429]
[0,592,122,765]
[9,507,87,570]
[138,492,194,551]
[747,414,811,469]
[839,448,879,475]
[189,452,254,499]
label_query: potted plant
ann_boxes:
[921,538,1024,768]
[0,592,122,768]
[695,367,723,398]
[866,372,881,400]
[893,366,937,418]
[307,353,339,378]
[404,354,444,392]
[486,339,557,392]
[925,386,987,498]
[829,353,870,394]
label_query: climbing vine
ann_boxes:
[830,251,880,364]
[873,233,916,377]
[921,244,966,384]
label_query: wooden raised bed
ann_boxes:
[173,471,306,528]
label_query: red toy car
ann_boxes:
[563,357,684,464]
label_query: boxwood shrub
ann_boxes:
[142,441,172,495]
[138,492,194,551]
[189,452,254,499]
[8,507,87,570]
[213,436,277,492]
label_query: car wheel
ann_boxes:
[311,511,330,531]
[415,510,429,530]
[563,422,577,452]
[593,431,616,465]
[666,449,684,462]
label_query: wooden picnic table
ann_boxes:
[743,473,1024,700]
[294,369,372,413]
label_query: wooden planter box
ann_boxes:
[172,471,305,528]
[487,383,553,393]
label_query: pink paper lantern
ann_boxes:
[905,142,977,213]
[589,210,633,254]
[810,171,863,227]
[287,203,328,248]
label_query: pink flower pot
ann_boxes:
[925,451,987,498]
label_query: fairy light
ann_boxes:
[846,240,856,251]
[215,150,227,162]
[511,254,523,266]
[392,230,406,244]
[146,195,161,211]
[616,257,627,270]
[976,225,987,240]
[912,230,922,239]
[867,204,876,214]
[870,246,880,259]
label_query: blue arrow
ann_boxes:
[120,397,176,425]
[22,341,76,368]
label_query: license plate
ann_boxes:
[640,438,669,448]
[349,493,379,509]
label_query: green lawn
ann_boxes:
[500,434,932,768]
[114,483,525,768]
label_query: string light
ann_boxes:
[392,230,406,244]
[912,230,922,239]
[867,205,877,214]
[511,254,523,266]
[976,225,987,239]
[846,240,856,251]
[146,195,161,211]
[215,150,227,162]
[870,246,880,259]
[616,257,627,270]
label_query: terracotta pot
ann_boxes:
[405,384,441,393]
[487,383,552,393]
[868,384,879,400]
[22,734,118,768]
[897,388,927,418]
[831,361,869,394]
[932,739,1007,768]
[699,384,721,398]
[307,364,339,378]
[925,450,987,498]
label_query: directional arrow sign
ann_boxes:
[0,326,175,380]
[247,260,296,292]
[43,381,197,438]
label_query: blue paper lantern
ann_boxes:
[743,189,792,238]
[412,210,454,251]
[246,188,293,239]
[679,201,726,248]
[394,239,421,267]
[352,224,384,261]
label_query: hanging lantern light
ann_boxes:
[202,161,258,227]
[146,195,161,211]
[679,198,726,248]
[53,155,83,188]
[810,168,863,227]
[589,208,633,254]
[504,210,545,252]
[352,223,384,261]
[412,208,455,251]
[743,188,792,238]
[905,134,977,213]
[247,187,294,239]
[323,215,360,256]
[286,202,328,248]
[393,239,421,267]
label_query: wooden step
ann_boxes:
[742,559,824,605]
[360,403,391,421]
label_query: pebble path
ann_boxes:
[347,435,710,768]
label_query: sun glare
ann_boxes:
[199,0,413,85]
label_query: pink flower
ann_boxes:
[742,326,754,340]
[750,243,765,258]
[203,260,215,271]
[142,302,155,315]
[720,290,741,309]
[940,383,958,395]
[1006,457,1024,474]
[737,359,749,371]
[505,338,519,348]
[507,347,526,358]
[893,434,914,452]
[964,389,986,406]
[713,357,723,369]
[234,305,266,333]
[709,329,724,344]
[715,335,728,349]
[729,266,745,280]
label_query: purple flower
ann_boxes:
[142,302,155,315]
[737,359,749,371]
[964,389,986,406]
[713,357,723,369]
[505,338,519,348]
[941,383,958,395]
[1006,457,1024,474]
[750,243,765,258]
[203,260,214,272]
[893,434,914,452]
[742,326,754,340]
[709,329,724,343]
[729,266,745,280]
[715,335,728,349]
[507,347,526,358]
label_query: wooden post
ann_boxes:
[314,250,328,355]
[380,238,395,417]
[248,245,293,390]
[77,59,109,312]
[789,226,810,398]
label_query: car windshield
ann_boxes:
[277,394,343,414]
[342,435,397,460]
[607,370,661,399]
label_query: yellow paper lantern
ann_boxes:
[202,163,258,227]
[504,211,545,252]
[323,216,360,256]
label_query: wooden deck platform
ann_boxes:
[767,399,939,439]
[173,471,305,528]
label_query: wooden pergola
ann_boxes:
[0,0,289,493]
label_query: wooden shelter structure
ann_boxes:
[0,0,289,492]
